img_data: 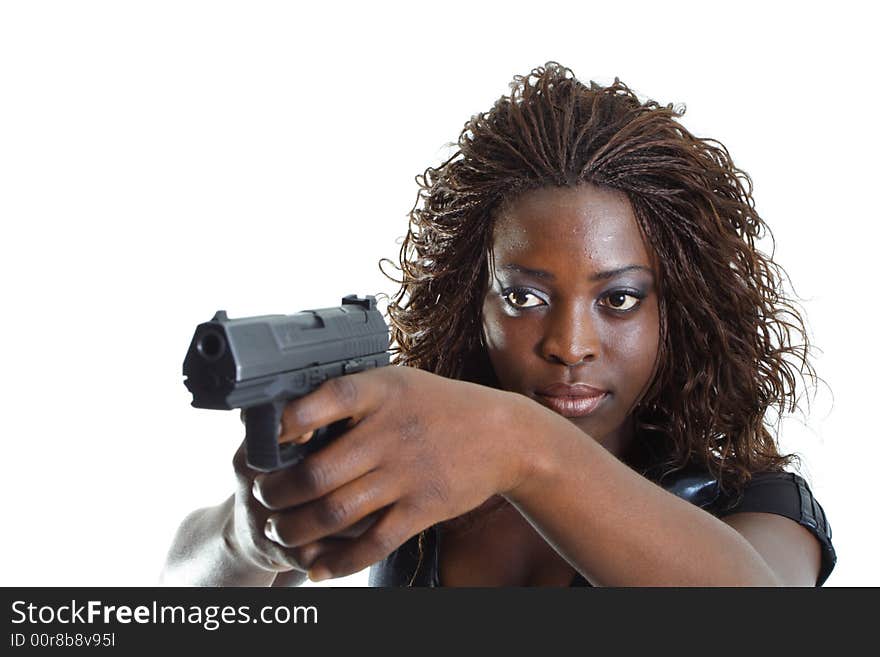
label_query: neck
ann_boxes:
[587,414,636,461]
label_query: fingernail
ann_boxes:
[264,517,277,541]
[252,475,265,500]
[308,566,331,582]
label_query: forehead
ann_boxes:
[491,184,652,269]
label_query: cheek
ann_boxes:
[611,321,658,358]
[481,301,504,349]
[612,302,660,383]
[481,302,533,389]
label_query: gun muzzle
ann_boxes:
[195,330,226,362]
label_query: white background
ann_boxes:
[1,1,875,587]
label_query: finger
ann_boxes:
[330,510,381,539]
[288,535,358,573]
[304,503,420,582]
[280,417,357,444]
[279,429,314,445]
[279,369,387,439]
[236,493,310,573]
[290,539,331,572]
[253,416,382,509]
[265,470,397,548]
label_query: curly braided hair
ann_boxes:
[378,62,822,584]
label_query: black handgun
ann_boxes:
[182,294,390,472]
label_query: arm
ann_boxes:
[719,512,821,587]
[247,366,820,585]
[159,494,305,587]
[159,494,277,586]
[503,397,821,587]
[162,435,381,587]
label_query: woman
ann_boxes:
[161,62,835,587]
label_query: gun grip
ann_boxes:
[244,400,350,472]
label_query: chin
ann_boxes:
[568,416,603,438]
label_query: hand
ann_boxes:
[229,438,376,575]
[251,365,530,581]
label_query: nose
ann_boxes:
[539,299,600,366]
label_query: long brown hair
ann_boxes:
[378,62,822,578]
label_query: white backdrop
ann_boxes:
[1,1,875,587]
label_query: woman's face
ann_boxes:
[481,183,660,456]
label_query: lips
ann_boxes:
[536,382,607,398]
[534,382,608,418]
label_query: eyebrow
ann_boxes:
[499,263,654,281]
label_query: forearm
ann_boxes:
[160,495,280,587]
[503,402,781,587]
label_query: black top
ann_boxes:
[368,469,837,587]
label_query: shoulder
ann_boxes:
[659,468,836,586]
[716,472,836,586]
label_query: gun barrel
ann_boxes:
[182,294,391,470]
[182,295,390,410]
[195,330,226,362]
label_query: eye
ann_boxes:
[599,291,643,312]
[502,287,546,309]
